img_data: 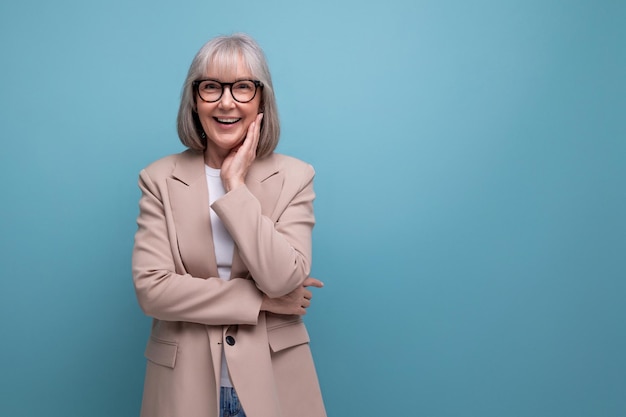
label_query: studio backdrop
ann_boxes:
[1,1,624,416]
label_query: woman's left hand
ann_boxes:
[221,113,263,192]
[260,277,324,316]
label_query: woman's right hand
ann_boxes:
[261,277,324,315]
[220,113,263,192]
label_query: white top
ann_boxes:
[205,165,235,388]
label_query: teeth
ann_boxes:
[217,118,240,124]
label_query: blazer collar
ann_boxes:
[171,149,280,186]
[168,149,282,280]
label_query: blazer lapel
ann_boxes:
[167,150,219,279]
[245,156,283,220]
[230,155,283,278]
[167,151,284,281]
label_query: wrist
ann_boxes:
[224,178,245,193]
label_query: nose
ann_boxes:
[218,86,236,109]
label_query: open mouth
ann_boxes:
[214,117,241,125]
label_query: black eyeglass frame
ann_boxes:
[193,79,264,103]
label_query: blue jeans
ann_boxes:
[220,387,247,417]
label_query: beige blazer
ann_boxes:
[132,149,326,417]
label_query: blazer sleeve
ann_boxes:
[211,162,315,298]
[132,169,264,326]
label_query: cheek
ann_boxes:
[197,103,216,119]
[250,96,262,114]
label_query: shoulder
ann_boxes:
[264,153,315,180]
[271,153,314,171]
[248,153,315,193]
[141,149,202,180]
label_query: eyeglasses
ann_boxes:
[193,79,263,103]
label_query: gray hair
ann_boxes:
[176,33,280,157]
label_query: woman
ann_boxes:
[132,33,327,417]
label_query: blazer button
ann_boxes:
[225,336,236,346]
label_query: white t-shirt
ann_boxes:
[205,165,235,388]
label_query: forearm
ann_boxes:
[212,178,314,298]
[132,267,263,325]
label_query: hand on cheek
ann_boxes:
[221,113,264,192]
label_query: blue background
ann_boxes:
[1,1,624,416]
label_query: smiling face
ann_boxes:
[196,55,262,168]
